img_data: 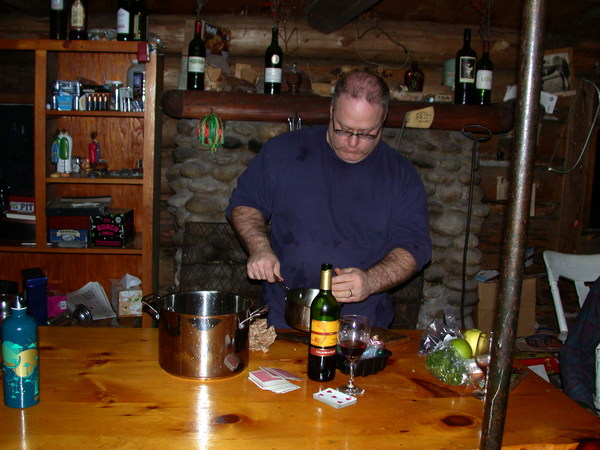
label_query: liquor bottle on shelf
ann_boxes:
[264,27,283,95]
[130,0,148,41]
[454,28,477,105]
[50,0,68,40]
[475,41,494,105]
[116,0,131,41]
[2,295,40,409]
[68,0,87,40]
[186,20,206,91]
[307,263,340,382]
[404,60,424,92]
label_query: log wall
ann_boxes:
[0,12,597,282]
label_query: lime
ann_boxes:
[450,338,473,359]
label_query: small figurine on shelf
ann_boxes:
[88,131,99,165]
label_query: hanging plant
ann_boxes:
[196,111,224,153]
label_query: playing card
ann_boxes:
[248,369,300,393]
[260,367,302,381]
[313,388,357,409]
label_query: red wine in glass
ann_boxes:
[340,340,367,359]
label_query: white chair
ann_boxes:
[542,250,600,342]
[543,250,600,413]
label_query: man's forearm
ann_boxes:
[366,247,418,294]
[230,206,271,254]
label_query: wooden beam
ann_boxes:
[161,89,514,133]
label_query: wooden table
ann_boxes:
[0,328,598,448]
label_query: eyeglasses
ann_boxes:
[332,117,383,141]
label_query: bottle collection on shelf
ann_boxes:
[49,0,147,41]
[49,60,145,112]
[454,28,494,106]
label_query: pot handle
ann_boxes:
[141,294,161,321]
[238,304,270,329]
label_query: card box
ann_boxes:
[90,209,135,248]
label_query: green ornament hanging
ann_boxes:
[196,110,224,152]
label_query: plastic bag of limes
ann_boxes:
[424,338,475,386]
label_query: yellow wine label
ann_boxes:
[310,320,339,347]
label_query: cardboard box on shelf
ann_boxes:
[475,276,537,337]
[110,279,142,317]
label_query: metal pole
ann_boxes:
[480,0,546,448]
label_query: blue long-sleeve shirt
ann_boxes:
[227,126,431,329]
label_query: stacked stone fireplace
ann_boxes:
[166,119,488,329]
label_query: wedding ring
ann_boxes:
[349,289,353,297]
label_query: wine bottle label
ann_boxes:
[265,67,282,83]
[458,56,476,83]
[309,346,336,357]
[117,8,130,33]
[51,0,64,10]
[188,56,206,74]
[476,70,493,90]
[71,0,85,29]
[270,55,280,65]
[310,319,339,347]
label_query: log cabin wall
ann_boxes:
[0,11,598,321]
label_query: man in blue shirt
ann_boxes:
[227,71,431,329]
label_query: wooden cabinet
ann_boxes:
[0,39,161,296]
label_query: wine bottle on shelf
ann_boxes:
[475,41,494,105]
[187,20,206,91]
[264,27,283,95]
[308,263,340,382]
[454,28,477,105]
[50,0,68,40]
[130,0,148,41]
[2,295,40,409]
[116,0,131,41]
[68,0,87,40]
[404,60,424,92]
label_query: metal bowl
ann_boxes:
[284,288,319,332]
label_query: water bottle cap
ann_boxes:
[9,295,26,310]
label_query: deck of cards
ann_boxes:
[248,367,302,394]
[313,388,357,409]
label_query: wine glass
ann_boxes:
[474,331,493,399]
[337,314,371,396]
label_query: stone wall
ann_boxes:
[166,119,488,328]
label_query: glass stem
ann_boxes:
[348,360,356,388]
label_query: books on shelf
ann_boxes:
[5,212,36,221]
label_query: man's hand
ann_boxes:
[230,206,281,282]
[246,247,280,283]
[332,267,370,303]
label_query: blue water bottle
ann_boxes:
[2,295,40,408]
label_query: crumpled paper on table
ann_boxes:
[249,319,277,352]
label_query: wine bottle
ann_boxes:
[404,60,424,92]
[2,295,40,409]
[130,0,148,41]
[308,263,340,382]
[454,28,477,105]
[187,20,206,91]
[264,27,283,95]
[50,0,68,40]
[116,0,131,41]
[475,41,494,106]
[68,0,87,40]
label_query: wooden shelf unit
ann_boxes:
[0,39,161,296]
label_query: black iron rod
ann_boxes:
[479,0,546,448]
